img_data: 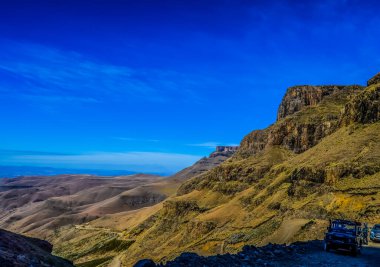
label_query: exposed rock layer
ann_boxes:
[340,85,380,126]
[277,85,348,120]
[367,72,380,86]
[238,85,363,156]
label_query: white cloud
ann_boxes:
[0,39,215,105]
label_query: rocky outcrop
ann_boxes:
[212,146,239,156]
[0,229,73,267]
[238,129,269,157]
[277,85,350,120]
[238,85,363,156]
[340,84,380,126]
[119,193,167,209]
[367,72,380,86]
[162,200,204,217]
[266,119,336,153]
[134,241,324,267]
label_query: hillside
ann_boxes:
[0,147,236,266]
[0,174,166,238]
[112,73,379,265]
[0,145,236,236]
[46,149,237,266]
[0,228,73,267]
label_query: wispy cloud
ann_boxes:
[0,149,201,174]
[0,39,213,105]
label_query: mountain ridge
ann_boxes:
[1,72,379,267]
[115,72,380,265]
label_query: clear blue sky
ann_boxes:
[0,0,379,174]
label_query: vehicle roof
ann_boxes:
[331,219,361,226]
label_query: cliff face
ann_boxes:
[340,83,380,126]
[277,85,348,120]
[238,85,363,156]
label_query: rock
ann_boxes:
[277,85,348,120]
[213,146,239,155]
[340,85,380,126]
[242,244,253,253]
[0,229,73,267]
[273,249,284,256]
[154,240,321,266]
[238,129,269,157]
[133,259,157,267]
[239,84,364,156]
[367,72,380,86]
[162,200,202,216]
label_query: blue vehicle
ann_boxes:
[324,219,363,256]
[370,224,380,242]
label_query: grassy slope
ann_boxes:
[51,83,380,266]
[116,85,380,265]
[118,121,379,265]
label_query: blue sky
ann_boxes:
[0,0,379,175]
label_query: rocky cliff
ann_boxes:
[238,85,363,156]
[340,83,380,126]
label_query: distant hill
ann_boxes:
[0,147,236,266]
[0,174,165,238]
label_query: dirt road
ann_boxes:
[294,241,380,267]
[147,240,380,267]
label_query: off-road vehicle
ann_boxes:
[324,219,363,256]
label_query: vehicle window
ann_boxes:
[374,225,380,230]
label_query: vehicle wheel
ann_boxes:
[324,242,330,252]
